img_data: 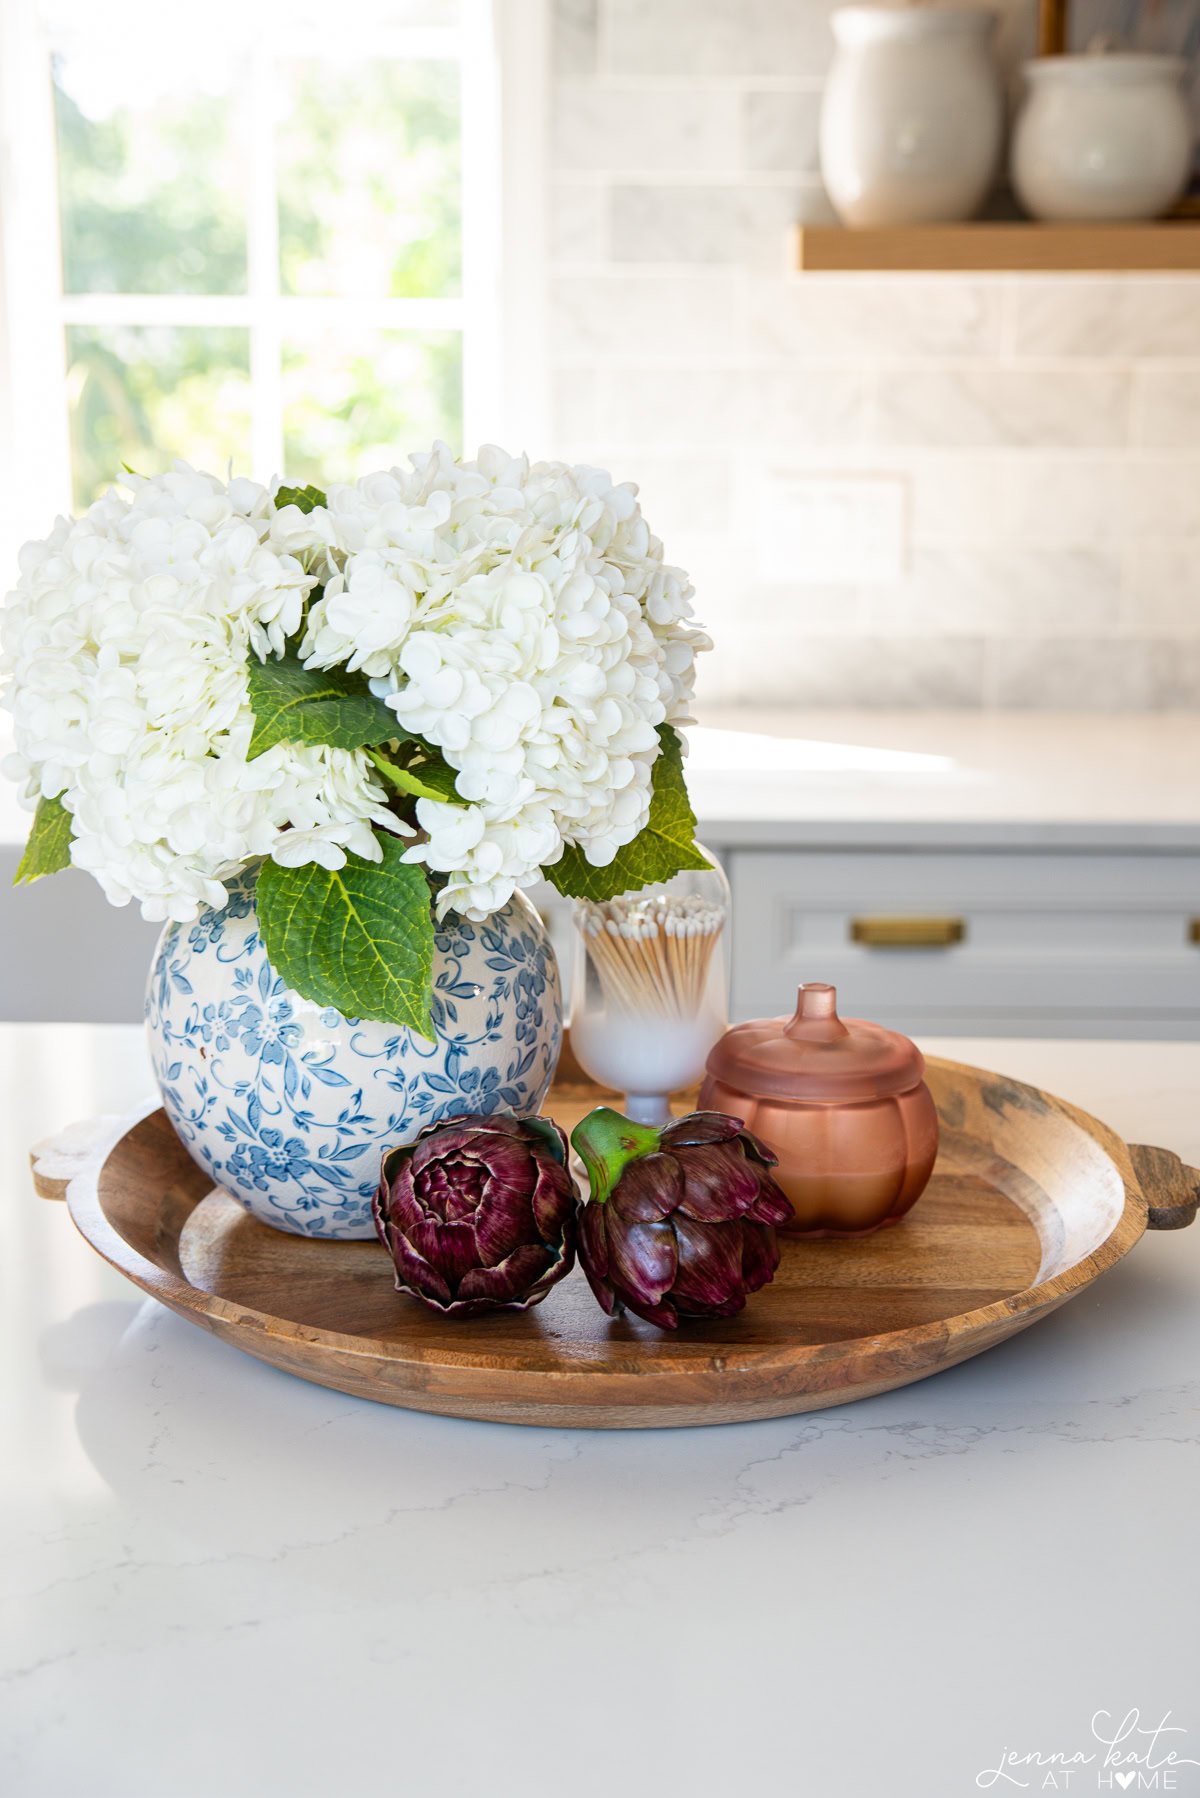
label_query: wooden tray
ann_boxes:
[32,1057,1198,1430]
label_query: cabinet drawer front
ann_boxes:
[729,849,1200,1034]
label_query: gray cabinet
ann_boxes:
[725,842,1200,1039]
[5,832,1198,1039]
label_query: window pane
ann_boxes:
[276,61,461,300]
[66,326,252,509]
[269,0,460,21]
[282,332,462,483]
[53,50,248,294]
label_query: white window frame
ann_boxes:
[0,0,546,574]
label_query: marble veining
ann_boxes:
[2,1025,1198,1798]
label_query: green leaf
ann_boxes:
[256,834,436,1039]
[14,794,73,885]
[546,725,710,902]
[273,483,326,514]
[246,648,405,760]
[368,748,464,807]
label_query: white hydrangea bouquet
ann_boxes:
[2,444,712,1038]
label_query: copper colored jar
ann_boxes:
[698,983,938,1237]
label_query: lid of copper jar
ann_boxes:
[705,982,926,1103]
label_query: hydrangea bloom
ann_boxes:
[295,444,710,917]
[0,464,403,921]
[1,445,709,928]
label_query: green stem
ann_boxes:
[570,1106,662,1205]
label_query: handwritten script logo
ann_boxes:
[976,1710,1200,1791]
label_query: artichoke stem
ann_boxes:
[570,1105,662,1205]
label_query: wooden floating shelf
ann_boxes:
[794,221,1200,273]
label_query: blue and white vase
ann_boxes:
[145,871,562,1239]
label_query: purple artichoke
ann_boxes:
[373,1113,577,1317]
[571,1108,794,1331]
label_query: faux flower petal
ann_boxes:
[608,1151,684,1223]
[673,1141,762,1221]
[618,1292,679,1330]
[736,1126,780,1169]
[529,1158,577,1242]
[578,1198,610,1280]
[579,1255,619,1317]
[456,1243,554,1303]
[3,452,708,931]
[607,1217,678,1310]
[668,1215,747,1313]
[741,1221,782,1293]
[747,1179,794,1229]
[407,1217,489,1287]
[375,1161,427,1238]
[660,1112,743,1149]
[377,1110,579,1315]
[471,1168,539,1267]
[386,1229,453,1306]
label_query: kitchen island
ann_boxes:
[4,711,1199,1036]
[2,1024,1198,1797]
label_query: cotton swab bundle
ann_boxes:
[576,892,726,1019]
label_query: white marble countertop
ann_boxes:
[4,711,1198,851]
[3,1025,1199,1798]
[687,709,1200,845]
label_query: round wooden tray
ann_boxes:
[32,1056,1198,1429]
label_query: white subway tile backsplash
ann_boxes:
[755,472,907,584]
[872,369,1130,448]
[610,182,822,268]
[1004,456,1132,545]
[984,638,1155,709]
[1124,543,1200,637]
[741,89,823,174]
[548,367,601,450]
[905,453,1016,542]
[1133,371,1200,448]
[597,367,747,444]
[551,85,740,173]
[708,632,986,707]
[602,0,838,80]
[1119,458,1200,538]
[1148,639,1200,706]
[540,11,1199,711]
[738,367,867,444]
[917,453,1200,545]
[594,366,867,447]
[703,579,869,640]
[548,182,608,263]
[1013,279,1200,359]
[747,277,1005,361]
[612,456,732,537]
[552,0,599,76]
[866,546,1124,638]
[548,273,736,360]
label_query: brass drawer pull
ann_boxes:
[851,915,966,949]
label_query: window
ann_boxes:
[0,0,544,557]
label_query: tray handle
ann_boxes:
[30,1115,124,1202]
[1129,1143,1200,1231]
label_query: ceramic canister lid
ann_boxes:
[705,982,926,1103]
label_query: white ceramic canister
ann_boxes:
[1011,53,1193,222]
[819,5,1004,228]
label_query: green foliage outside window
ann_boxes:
[52,48,464,511]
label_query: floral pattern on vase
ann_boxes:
[145,871,562,1239]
